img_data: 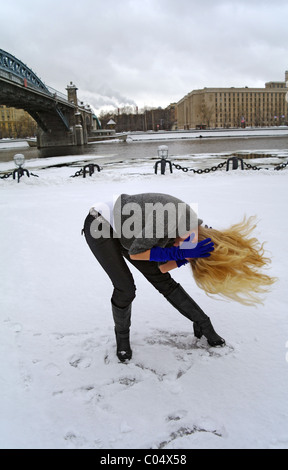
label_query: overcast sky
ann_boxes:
[1,0,287,115]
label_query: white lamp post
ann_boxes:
[13,154,30,182]
[157,145,169,159]
[155,145,173,175]
[13,153,25,168]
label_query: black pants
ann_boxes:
[83,214,178,309]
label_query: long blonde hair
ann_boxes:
[189,217,276,306]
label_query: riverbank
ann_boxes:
[1,126,288,151]
[127,126,288,142]
[0,138,30,150]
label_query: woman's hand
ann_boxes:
[150,239,214,262]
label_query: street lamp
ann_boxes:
[154,145,173,175]
[14,153,25,168]
[13,153,30,183]
[158,145,169,159]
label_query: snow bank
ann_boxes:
[0,157,288,449]
[0,140,29,150]
[128,127,288,142]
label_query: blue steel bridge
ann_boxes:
[0,49,99,148]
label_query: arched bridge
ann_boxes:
[0,49,98,148]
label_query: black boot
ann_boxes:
[165,284,225,347]
[112,302,132,362]
[193,320,226,347]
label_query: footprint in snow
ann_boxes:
[68,354,92,369]
[157,424,223,449]
[44,363,62,376]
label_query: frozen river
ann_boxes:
[0,130,288,164]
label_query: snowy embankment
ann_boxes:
[0,139,29,150]
[0,155,288,449]
[127,127,288,142]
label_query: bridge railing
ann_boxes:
[46,85,70,104]
[0,69,74,106]
[0,68,52,95]
[1,68,91,114]
[0,69,25,87]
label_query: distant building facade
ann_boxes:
[0,105,37,138]
[177,71,288,129]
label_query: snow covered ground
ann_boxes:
[1,151,288,449]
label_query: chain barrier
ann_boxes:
[274,161,288,171]
[0,172,13,179]
[70,163,102,178]
[0,170,39,181]
[172,160,227,174]
[1,162,102,181]
[70,168,84,178]
[243,160,288,171]
[1,157,287,181]
[172,158,288,174]
[243,161,264,171]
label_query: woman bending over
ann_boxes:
[83,193,275,362]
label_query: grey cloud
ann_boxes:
[1,0,287,114]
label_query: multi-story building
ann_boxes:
[0,105,37,138]
[177,71,288,129]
